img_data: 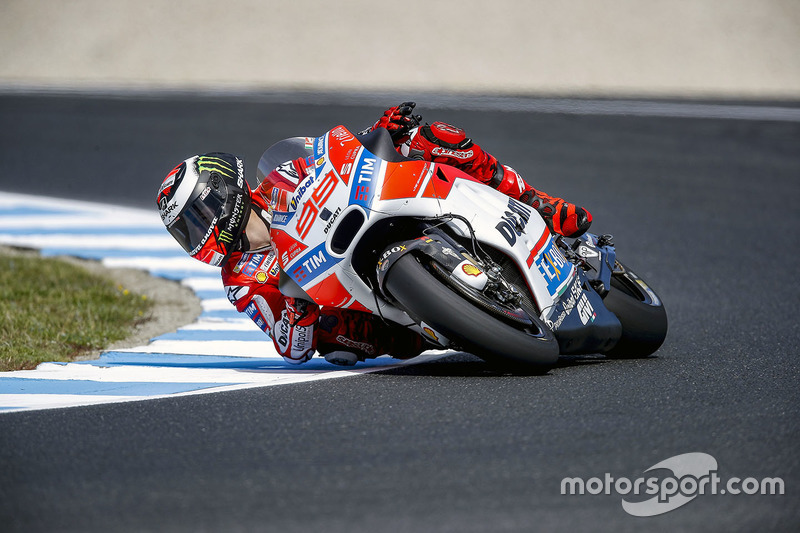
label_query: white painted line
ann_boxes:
[101,256,219,274]
[182,277,225,291]
[0,192,452,414]
[179,320,261,331]
[201,298,237,312]
[0,234,181,250]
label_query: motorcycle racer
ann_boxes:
[157,103,592,366]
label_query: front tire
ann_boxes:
[384,254,560,367]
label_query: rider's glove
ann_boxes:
[285,298,319,327]
[369,102,422,145]
[275,298,320,365]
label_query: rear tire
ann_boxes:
[601,262,668,358]
[384,254,560,367]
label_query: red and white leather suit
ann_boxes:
[221,117,591,365]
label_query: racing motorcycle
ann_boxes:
[259,125,667,367]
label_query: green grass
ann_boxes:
[0,252,152,371]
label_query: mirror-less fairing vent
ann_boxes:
[330,209,366,254]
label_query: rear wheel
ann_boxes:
[601,262,668,358]
[384,254,559,367]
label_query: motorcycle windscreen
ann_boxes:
[256,137,314,185]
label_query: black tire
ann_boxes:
[601,262,668,358]
[384,254,560,367]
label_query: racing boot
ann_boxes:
[316,308,426,366]
[519,187,593,238]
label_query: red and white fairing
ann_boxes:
[269,126,576,344]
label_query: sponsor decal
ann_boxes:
[544,277,593,329]
[159,200,179,223]
[245,302,259,319]
[577,293,596,325]
[314,135,326,157]
[189,216,217,256]
[349,152,380,211]
[330,126,355,145]
[242,253,265,277]
[291,323,313,359]
[226,285,249,305]
[462,263,482,277]
[276,312,291,351]
[433,122,464,136]
[577,244,600,259]
[275,160,299,180]
[431,146,474,159]
[534,238,573,298]
[267,256,280,277]
[380,244,407,262]
[271,186,291,213]
[290,242,342,286]
[422,327,439,342]
[197,155,236,179]
[207,250,225,267]
[441,247,463,260]
[335,335,375,356]
[219,192,245,245]
[218,230,235,244]
[495,198,533,246]
[236,157,244,187]
[281,242,305,265]
[289,172,318,212]
[233,253,249,273]
[323,206,342,234]
[158,172,176,196]
[255,271,268,284]
[272,212,291,225]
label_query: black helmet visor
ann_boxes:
[167,186,225,254]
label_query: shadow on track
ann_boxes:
[378,351,628,377]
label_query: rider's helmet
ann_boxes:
[157,153,251,266]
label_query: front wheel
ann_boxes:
[601,262,668,358]
[384,254,560,367]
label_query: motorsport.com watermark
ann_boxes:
[561,452,784,517]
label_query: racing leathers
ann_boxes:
[222,168,425,365]
[376,103,592,238]
[222,104,592,366]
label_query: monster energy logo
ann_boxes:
[197,155,235,178]
[219,230,235,244]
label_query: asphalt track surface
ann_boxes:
[1,92,799,532]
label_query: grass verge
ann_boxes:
[0,251,153,371]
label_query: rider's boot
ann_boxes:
[518,187,593,238]
[403,122,592,238]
